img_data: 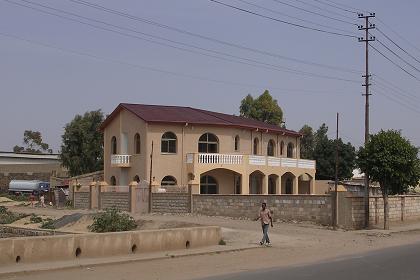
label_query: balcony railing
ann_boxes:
[111,154,131,167]
[187,153,315,169]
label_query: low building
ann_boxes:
[101,103,316,194]
[0,151,67,192]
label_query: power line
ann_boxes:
[376,18,420,55]
[374,81,419,104]
[0,31,355,94]
[315,0,370,14]
[376,38,420,74]
[310,0,357,14]
[208,0,357,38]
[69,0,361,74]
[374,87,420,115]
[292,0,356,19]
[373,74,420,101]
[234,0,358,36]
[4,0,359,82]
[376,27,420,65]
[370,43,420,82]
[270,0,356,26]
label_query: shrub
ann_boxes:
[30,214,43,224]
[40,218,55,229]
[219,239,227,245]
[89,207,137,233]
[0,207,27,224]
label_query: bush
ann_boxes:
[0,207,27,224]
[89,207,137,233]
[40,218,55,229]
[30,214,43,224]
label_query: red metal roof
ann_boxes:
[101,103,301,136]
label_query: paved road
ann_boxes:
[201,242,420,280]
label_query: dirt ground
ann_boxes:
[2,206,420,280]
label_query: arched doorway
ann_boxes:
[281,172,296,194]
[298,173,313,194]
[287,142,294,158]
[268,174,278,194]
[249,171,264,194]
[200,175,218,194]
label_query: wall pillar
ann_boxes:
[241,173,249,195]
[89,181,98,210]
[293,176,298,194]
[309,177,315,194]
[262,175,268,195]
[276,176,282,194]
[129,181,138,214]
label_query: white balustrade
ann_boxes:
[281,158,298,168]
[248,155,266,166]
[188,153,315,170]
[197,153,243,165]
[267,156,281,167]
[297,159,316,169]
[111,154,131,165]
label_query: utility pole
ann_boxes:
[358,12,375,229]
[148,141,154,213]
[333,112,339,230]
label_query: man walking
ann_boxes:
[257,202,273,246]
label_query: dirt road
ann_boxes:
[2,208,420,280]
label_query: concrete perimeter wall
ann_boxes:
[343,195,420,229]
[0,226,221,266]
[100,192,129,211]
[152,192,191,213]
[192,195,332,225]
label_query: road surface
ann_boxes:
[201,242,420,280]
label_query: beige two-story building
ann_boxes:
[101,103,316,195]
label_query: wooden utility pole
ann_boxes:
[333,112,339,230]
[148,141,154,213]
[358,12,375,229]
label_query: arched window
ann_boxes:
[287,142,294,158]
[280,141,284,156]
[134,133,141,154]
[161,132,177,154]
[161,176,177,186]
[110,176,117,186]
[198,133,219,153]
[253,138,259,155]
[267,139,275,156]
[200,175,218,194]
[111,136,117,155]
[234,135,240,152]
[133,175,140,183]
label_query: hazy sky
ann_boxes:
[1,0,420,152]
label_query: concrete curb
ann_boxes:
[0,244,261,278]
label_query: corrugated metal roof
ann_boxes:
[101,103,301,136]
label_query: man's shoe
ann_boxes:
[259,241,264,245]
[266,242,272,246]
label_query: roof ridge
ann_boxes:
[188,107,236,125]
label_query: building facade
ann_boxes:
[102,103,316,195]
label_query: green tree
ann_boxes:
[239,90,283,125]
[60,110,104,177]
[312,124,356,180]
[299,124,314,159]
[13,130,52,154]
[357,130,420,229]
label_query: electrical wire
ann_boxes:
[310,0,357,14]
[234,0,358,36]
[208,0,357,38]
[374,88,420,115]
[373,74,420,101]
[270,0,356,26]
[369,43,420,82]
[374,81,419,104]
[292,0,356,20]
[376,38,420,74]
[69,0,361,74]
[376,27,420,65]
[4,0,360,82]
[0,32,354,95]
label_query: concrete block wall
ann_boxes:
[193,195,332,225]
[74,192,90,209]
[152,193,191,213]
[100,192,130,211]
[346,195,420,229]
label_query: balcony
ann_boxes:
[111,154,131,168]
[186,153,315,170]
